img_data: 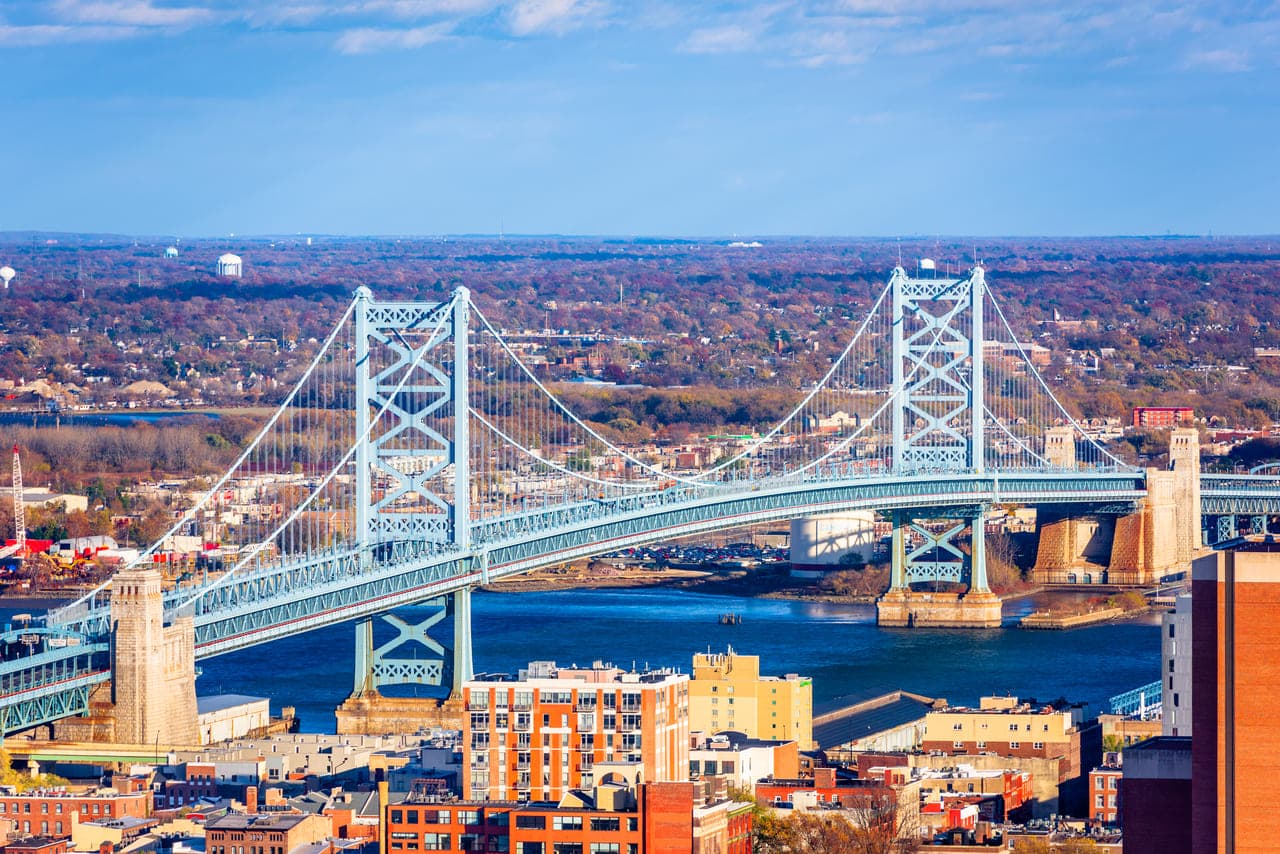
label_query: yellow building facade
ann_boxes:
[688,648,813,749]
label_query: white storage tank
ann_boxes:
[790,511,877,576]
[216,252,243,277]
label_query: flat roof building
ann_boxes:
[462,660,689,803]
[689,648,812,749]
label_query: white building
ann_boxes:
[216,253,243,277]
[1162,593,1193,736]
[197,694,271,744]
[164,246,179,259]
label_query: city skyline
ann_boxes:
[2,1,1278,237]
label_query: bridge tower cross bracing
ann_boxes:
[885,266,993,600]
[350,287,475,700]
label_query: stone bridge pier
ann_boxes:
[1033,427,1201,585]
[59,567,198,744]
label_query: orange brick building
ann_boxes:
[384,770,743,853]
[1131,406,1194,428]
[1088,764,1121,826]
[1191,545,1280,853]
[462,661,689,802]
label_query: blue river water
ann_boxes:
[1,588,1161,734]
[185,588,1161,732]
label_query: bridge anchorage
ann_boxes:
[2,265,1275,740]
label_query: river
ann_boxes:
[175,587,1161,732]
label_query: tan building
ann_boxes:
[689,648,813,749]
[205,811,331,854]
[921,695,1103,817]
[462,660,690,802]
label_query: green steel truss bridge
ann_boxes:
[0,267,1275,734]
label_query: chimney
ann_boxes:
[814,767,837,789]
[245,785,258,814]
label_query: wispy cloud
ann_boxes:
[335,21,454,52]
[1184,47,1250,72]
[53,0,214,28]
[0,23,138,46]
[507,0,605,36]
[680,24,758,54]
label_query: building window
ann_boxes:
[1033,742,1044,749]
[516,816,545,830]
[976,741,986,749]
[553,815,582,831]
[1169,624,1175,637]
[1173,693,1179,707]
[1096,795,1104,808]
[953,741,964,749]
[552,845,581,854]
[589,845,620,854]
[590,817,620,832]
[1010,742,1020,749]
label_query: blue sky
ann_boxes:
[2,0,1278,236]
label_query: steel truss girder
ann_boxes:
[0,640,110,736]
[1109,680,1162,716]
[172,472,1145,659]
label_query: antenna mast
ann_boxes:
[12,445,24,552]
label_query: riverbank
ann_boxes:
[481,562,1044,607]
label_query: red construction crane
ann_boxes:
[12,444,25,552]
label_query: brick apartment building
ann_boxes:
[385,766,749,854]
[1088,761,1122,826]
[0,788,152,839]
[920,695,1101,815]
[204,811,331,854]
[462,661,689,803]
[1131,406,1194,428]
[1191,545,1280,852]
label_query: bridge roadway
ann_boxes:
[1,469,1276,734]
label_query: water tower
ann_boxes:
[0,266,14,290]
[216,253,242,278]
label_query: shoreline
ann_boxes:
[480,565,1045,607]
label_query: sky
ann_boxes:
[1,0,1278,237]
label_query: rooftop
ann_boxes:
[198,694,269,715]
[469,659,684,686]
[205,813,313,831]
[815,694,934,750]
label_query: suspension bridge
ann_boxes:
[1,266,1277,742]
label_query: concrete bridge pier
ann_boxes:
[335,587,473,734]
[1033,427,1202,586]
[876,507,1002,628]
[58,567,199,744]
